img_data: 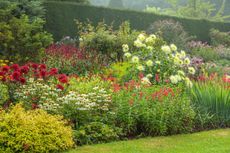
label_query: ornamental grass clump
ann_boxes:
[191,74,230,127]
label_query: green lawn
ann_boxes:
[67,129,230,153]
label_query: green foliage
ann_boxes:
[0,0,45,20]
[147,19,194,50]
[210,28,230,47]
[113,85,195,136]
[78,21,139,62]
[108,0,124,9]
[44,1,230,42]
[74,122,120,145]
[0,2,53,63]
[191,79,230,128]
[46,0,90,4]
[0,104,74,153]
[191,46,220,62]
[0,83,9,106]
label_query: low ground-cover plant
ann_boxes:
[191,74,230,129]
[0,104,74,153]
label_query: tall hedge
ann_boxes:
[44,1,230,42]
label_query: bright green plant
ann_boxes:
[0,83,9,106]
[0,104,74,153]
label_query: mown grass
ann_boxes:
[67,129,230,153]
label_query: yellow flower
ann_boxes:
[138,33,146,42]
[170,75,178,84]
[155,61,161,65]
[180,51,186,58]
[146,74,153,78]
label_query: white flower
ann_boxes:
[184,57,191,65]
[185,77,193,88]
[138,33,146,42]
[146,74,153,78]
[122,44,129,52]
[177,70,185,76]
[170,75,178,84]
[149,34,157,40]
[170,44,177,51]
[146,60,153,67]
[161,45,171,54]
[124,52,132,58]
[145,36,155,44]
[180,51,186,58]
[188,67,196,75]
[134,39,146,48]
[137,65,145,71]
[155,61,161,65]
[146,46,153,51]
[79,37,83,41]
[132,56,139,63]
[141,77,151,85]
[175,75,182,82]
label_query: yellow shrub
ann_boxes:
[0,104,74,153]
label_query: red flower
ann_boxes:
[39,70,47,78]
[11,64,20,71]
[2,65,10,73]
[12,71,21,81]
[49,68,58,76]
[31,103,39,110]
[56,84,64,90]
[19,77,26,84]
[39,64,46,70]
[20,65,30,74]
[31,63,39,69]
[58,74,68,84]
[155,74,160,83]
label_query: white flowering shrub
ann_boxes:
[14,78,62,112]
[123,33,195,87]
[58,86,114,126]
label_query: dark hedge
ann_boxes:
[44,1,230,42]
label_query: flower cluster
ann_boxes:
[58,86,112,112]
[14,78,62,111]
[122,33,195,87]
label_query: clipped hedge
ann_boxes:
[44,1,230,42]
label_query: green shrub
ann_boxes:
[0,104,74,153]
[147,19,194,50]
[0,3,53,63]
[210,28,230,47]
[74,122,121,145]
[191,46,220,62]
[78,21,139,62]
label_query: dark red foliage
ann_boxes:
[20,65,30,74]
[20,77,26,84]
[58,74,68,84]
[56,84,64,90]
[10,64,20,71]
[12,71,21,81]
[2,65,10,73]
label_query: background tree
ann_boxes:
[108,0,124,9]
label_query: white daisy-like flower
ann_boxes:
[146,74,153,78]
[184,57,191,65]
[137,65,145,71]
[170,75,178,84]
[124,52,132,58]
[141,77,151,85]
[132,56,139,63]
[137,33,146,42]
[122,44,129,52]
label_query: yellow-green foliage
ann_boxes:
[0,83,9,106]
[0,104,74,153]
